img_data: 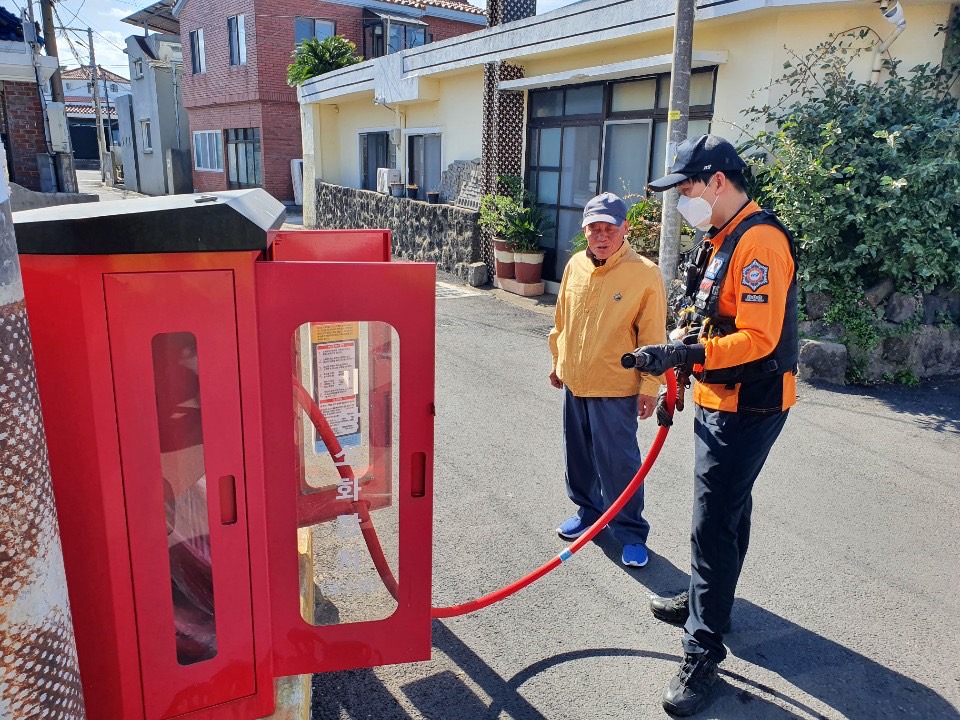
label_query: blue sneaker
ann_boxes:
[556,515,590,540]
[622,543,649,567]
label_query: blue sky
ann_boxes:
[3,0,578,81]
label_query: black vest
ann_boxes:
[693,210,799,386]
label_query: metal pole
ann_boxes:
[657,0,695,287]
[101,68,112,150]
[87,28,106,183]
[40,0,64,103]
[0,137,87,720]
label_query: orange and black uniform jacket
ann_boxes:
[693,201,797,413]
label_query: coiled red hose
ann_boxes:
[294,370,678,618]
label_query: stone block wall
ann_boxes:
[313,182,482,280]
[800,283,960,384]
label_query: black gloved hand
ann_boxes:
[631,341,706,376]
[655,387,673,428]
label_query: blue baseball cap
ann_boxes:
[581,192,627,228]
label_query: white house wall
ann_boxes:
[703,3,950,142]
[300,0,952,223]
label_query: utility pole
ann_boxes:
[88,28,107,183]
[657,0,696,288]
[0,138,88,720]
[40,0,64,103]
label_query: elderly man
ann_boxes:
[548,192,666,568]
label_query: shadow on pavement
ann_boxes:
[594,532,960,720]
[801,377,960,435]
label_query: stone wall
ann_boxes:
[313,182,482,280]
[799,283,960,384]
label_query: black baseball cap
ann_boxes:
[647,134,747,191]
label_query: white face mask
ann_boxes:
[677,179,717,231]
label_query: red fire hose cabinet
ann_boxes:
[14,190,436,719]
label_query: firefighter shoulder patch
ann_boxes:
[741,259,770,291]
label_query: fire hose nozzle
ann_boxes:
[621,350,649,370]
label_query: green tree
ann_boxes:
[287,36,363,86]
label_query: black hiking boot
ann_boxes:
[649,592,732,633]
[661,652,720,716]
[649,592,689,626]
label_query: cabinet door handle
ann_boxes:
[219,475,238,525]
[411,453,426,498]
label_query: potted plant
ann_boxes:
[389,181,404,198]
[478,191,518,279]
[509,206,545,283]
[405,184,419,200]
[478,176,544,282]
[426,189,440,204]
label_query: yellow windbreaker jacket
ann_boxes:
[549,242,666,398]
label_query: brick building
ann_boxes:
[0,80,47,191]
[172,0,485,202]
[1,10,59,191]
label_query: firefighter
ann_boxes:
[637,135,798,716]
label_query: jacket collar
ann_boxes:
[583,238,632,271]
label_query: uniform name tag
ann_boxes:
[741,293,768,303]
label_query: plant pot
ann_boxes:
[492,238,515,279]
[390,183,404,198]
[426,191,440,204]
[405,186,419,200]
[514,251,545,284]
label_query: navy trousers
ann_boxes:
[684,404,789,661]
[562,388,649,546]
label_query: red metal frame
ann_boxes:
[267,229,391,263]
[256,260,436,677]
[21,225,436,716]
[21,252,275,720]
[104,271,256,718]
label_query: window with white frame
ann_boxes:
[189,28,205,74]
[193,130,223,171]
[133,59,143,79]
[294,17,336,45]
[141,120,153,153]
[228,15,246,65]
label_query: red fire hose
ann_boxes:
[294,370,677,619]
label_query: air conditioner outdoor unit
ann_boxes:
[376,167,401,194]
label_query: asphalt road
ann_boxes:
[311,280,960,720]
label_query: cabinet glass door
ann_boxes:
[257,260,435,677]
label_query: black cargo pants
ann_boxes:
[683,403,789,661]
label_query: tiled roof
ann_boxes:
[61,66,130,84]
[378,0,486,15]
[64,102,118,117]
[425,0,485,14]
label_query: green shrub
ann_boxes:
[742,32,960,383]
[745,33,960,297]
